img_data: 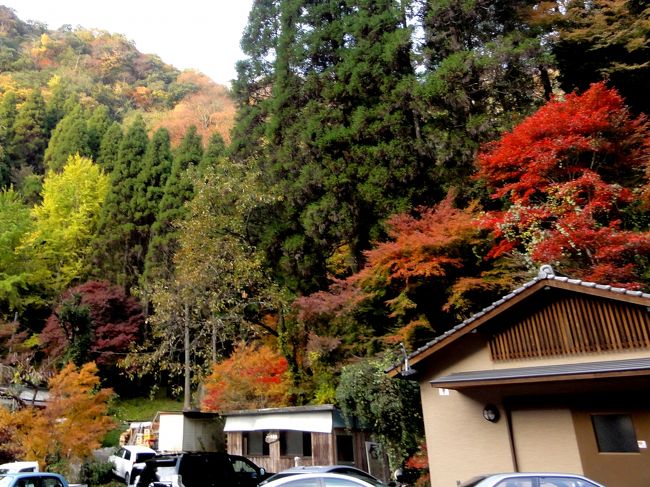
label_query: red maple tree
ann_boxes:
[201,342,289,412]
[41,280,144,368]
[476,82,650,288]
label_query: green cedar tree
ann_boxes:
[43,103,91,172]
[9,90,48,175]
[97,122,123,173]
[92,115,149,291]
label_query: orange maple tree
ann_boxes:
[293,193,506,349]
[476,82,650,287]
[201,342,290,412]
[0,362,114,472]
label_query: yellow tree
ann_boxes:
[21,154,109,298]
[0,362,114,472]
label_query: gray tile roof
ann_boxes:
[396,265,650,371]
[429,357,650,386]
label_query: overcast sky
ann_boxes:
[2,0,254,86]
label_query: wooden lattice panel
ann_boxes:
[489,295,650,361]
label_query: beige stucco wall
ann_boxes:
[418,330,650,487]
[511,408,582,473]
[422,386,515,487]
[419,335,513,487]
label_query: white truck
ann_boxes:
[0,461,40,474]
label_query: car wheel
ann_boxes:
[125,472,130,485]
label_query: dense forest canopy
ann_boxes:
[1,0,649,471]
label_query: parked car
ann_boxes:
[109,445,157,485]
[0,472,69,487]
[259,466,389,487]
[459,473,605,487]
[0,463,39,474]
[260,472,377,487]
[134,452,269,487]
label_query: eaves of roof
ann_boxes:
[387,265,650,376]
[429,357,650,389]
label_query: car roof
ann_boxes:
[276,466,373,474]
[263,472,374,487]
[122,445,156,453]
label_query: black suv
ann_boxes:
[134,452,269,487]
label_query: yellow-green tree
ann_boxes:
[0,362,114,473]
[22,154,109,298]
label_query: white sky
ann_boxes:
[2,0,254,86]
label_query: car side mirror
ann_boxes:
[259,468,266,477]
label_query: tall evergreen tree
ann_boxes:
[9,90,48,175]
[417,0,552,197]
[86,105,112,160]
[144,126,202,282]
[229,0,281,162]
[43,103,91,172]
[550,0,650,115]
[233,0,422,292]
[93,116,149,291]
[199,132,226,173]
[133,127,173,287]
[97,121,123,173]
[0,92,18,188]
[44,78,73,132]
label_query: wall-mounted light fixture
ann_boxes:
[482,404,500,423]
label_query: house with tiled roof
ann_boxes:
[388,265,650,487]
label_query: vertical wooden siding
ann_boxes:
[489,296,650,360]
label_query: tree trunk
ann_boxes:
[183,304,191,410]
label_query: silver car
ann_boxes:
[260,472,377,487]
[459,472,605,487]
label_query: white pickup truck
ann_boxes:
[0,462,39,474]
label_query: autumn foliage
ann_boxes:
[201,342,290,412]
[477,83,650,287]
[0,362,114,472]
[40,281,144,368]
[294,193,499,348]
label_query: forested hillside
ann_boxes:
[1,0,649,471]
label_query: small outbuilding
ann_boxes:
[389,266,650,487]
[222,404,389,481]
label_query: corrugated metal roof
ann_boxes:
[429,357,650,387]
[392,265,650,372]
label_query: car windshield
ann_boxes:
[331,468,385,486]
[460,476,489,487]
[0,476,14,487]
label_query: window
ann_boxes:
[591,414,639,452]
[494,477,534,487]
[230,457,257,474]
[135,452,155,463]
[42,477,65,487]
[245,431,269,456]
[336,435,354,463]
[540,477,600,487]
[324,479,365,486]
[283,479,319,487]
[281,431,312,456]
